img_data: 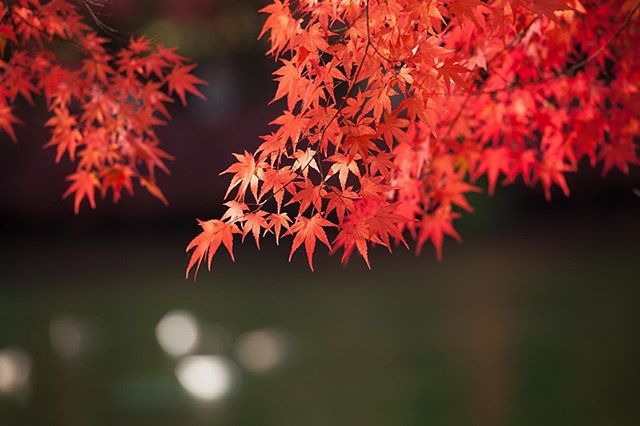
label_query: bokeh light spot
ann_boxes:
[155,310,201,358]
[235,328,288,373]
[0,348,32,396]
[175,355,235,401]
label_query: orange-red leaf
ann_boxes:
[416,209,461,260]
[286,214,335,271]
[167,64,207,106]
[63,171,99,214]
[241,212,269,248]
[221,151,265,202]
[185,220,240,279]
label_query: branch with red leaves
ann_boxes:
[0,0,205,212]
[186,0,640,278]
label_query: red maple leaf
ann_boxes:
[286,214,335,271]
[63,171,99,214]
[167,64,207,106]
[186,220,240,279]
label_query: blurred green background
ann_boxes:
[0,1,639,425]
[2,203,639,426]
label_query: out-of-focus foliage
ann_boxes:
[0,0,205,212]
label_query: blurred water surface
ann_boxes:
[1,211,638,426]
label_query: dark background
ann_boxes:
[1,1,639,425]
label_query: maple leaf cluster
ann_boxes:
[187,0,640,277]
[0,0,205,212]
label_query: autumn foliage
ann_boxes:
[0,0,205,212]
[186,0,640,277]
[0,1,638,278]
